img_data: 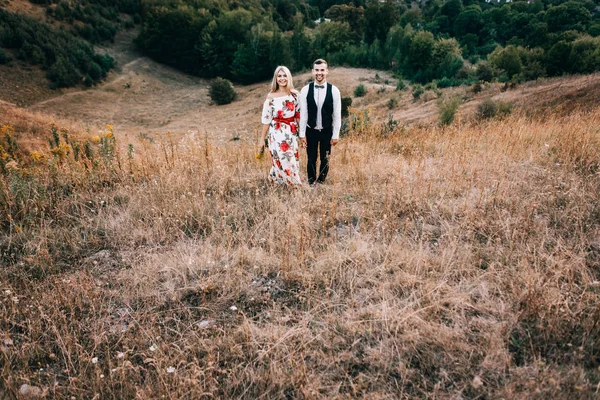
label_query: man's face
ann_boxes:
[312,63,328,84]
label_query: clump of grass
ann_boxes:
[412,84,424,99]
[354,83,367,97]
[477,98,513,119]
[437,95,462,126]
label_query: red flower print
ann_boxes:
[277,110,284,118]
[285,101,294,111]
[276,159,282,169]
[275,122,281,130]
[290,123,297,134]
[284,169,291,176]
[280,141,290,152]
[295,112,300,119]
[295,151,299,160]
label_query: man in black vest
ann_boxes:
[299,59,342,185]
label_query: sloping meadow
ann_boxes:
[1,106,599,398]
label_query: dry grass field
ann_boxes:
[1,89,600,398]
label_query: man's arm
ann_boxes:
[299,86,308,139]
[331,86,342,143]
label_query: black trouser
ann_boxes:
[306,126,333,184]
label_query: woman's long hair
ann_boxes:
[270,66,295,94]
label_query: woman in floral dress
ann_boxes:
[260,66,302,186]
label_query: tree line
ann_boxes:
[136,0,600,85]
[1,0,599,89]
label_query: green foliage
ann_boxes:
[354,84,367,97]
[129,0,600,86]
[341,96,352,118]
[437,96,461,126]
[412,84,424,99]
[477,98,513,120]
[0,48,11,64]
[489,45,522,79]
[209,77,236,105]
[387,97,398,109]
[476,61,495,82]
[396,79,406,91]
[0,9,114,88]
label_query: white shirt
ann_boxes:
[299,81,342,140]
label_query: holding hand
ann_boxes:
[300,138,307,148]
[330,139,338,146]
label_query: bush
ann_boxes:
[412,84,424,100]
[472,81,483,93]
[387,97,398,109]
[476,62,495,82]
[209,77,236,105]
[341,97,352,118]
[436,77,456,88]
[396,80,406,91]
[0,48,11,64]
[437,96,461,126]
[477,98,512,120]
[354,84,367,97]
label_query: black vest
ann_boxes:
[307,82,333,129]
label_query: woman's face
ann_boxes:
[277,70,288,88]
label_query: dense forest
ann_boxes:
[135,0,600,85]
[1,0,599,88]
[0,0,139,87]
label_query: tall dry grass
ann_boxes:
[1,105,600,398]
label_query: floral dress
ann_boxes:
[261,93,301,186]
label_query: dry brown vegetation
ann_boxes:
[1,95,600,399]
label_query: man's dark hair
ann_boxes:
[313,58,328,68]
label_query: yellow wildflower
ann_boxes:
[30,151,46,162]
[105,132,114,139]
[106,124,114,132]
[51,143,72,160]
[92,136,101,143]
[0,125,14,134]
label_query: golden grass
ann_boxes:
[1,105,600,398]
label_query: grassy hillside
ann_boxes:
[1,96,599,397]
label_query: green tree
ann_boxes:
[314,21,354,55]
[489,45,522,78]
[454,5,483,38]
[545,1,592,33]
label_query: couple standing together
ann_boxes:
[260,59,341,186]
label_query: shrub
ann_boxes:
[354,84,367,97]
[0,48,11,64]
[396,80,406,91]
[476,61,495,82]
[341,97,352,118]
[209,77,236,105]
[47,56,80,88]
[387,97,398,109]
[437,96,461,126]
[472,81,483,93]
[412,84,424,99]
[436,77,456,88]
[477,98,512,120]
[477,98,497,119]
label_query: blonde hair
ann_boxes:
[270,66,295,93]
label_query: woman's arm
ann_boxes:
[261,123,269,148]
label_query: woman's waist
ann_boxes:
[272,115,296,124]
